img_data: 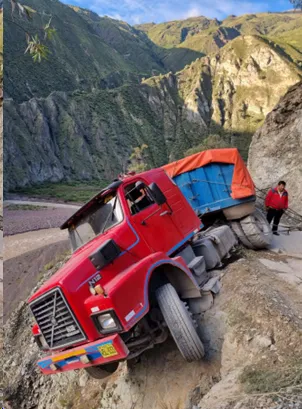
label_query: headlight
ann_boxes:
[98,313,117,330]
[92,310,122,334]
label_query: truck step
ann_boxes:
[192,238,222,270]
[177,245,196,264]
[188,256,210,286]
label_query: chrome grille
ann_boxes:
[30,288,86,349]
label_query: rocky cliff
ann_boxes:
[248,81,302,213]
[3,2,302,192]
[4,34,301,191]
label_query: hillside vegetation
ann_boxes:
[3,2,302,192]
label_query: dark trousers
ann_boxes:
[267,208,284,232]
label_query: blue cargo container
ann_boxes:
[172,162,255,216]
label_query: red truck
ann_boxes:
[28,149,271,379]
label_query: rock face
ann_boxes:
[4,35,301,192]
[248,81,302,213]
[3,2,302,192]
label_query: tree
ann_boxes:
[128,144,150,173]
[7,0,56,62]
[289,0,302,9]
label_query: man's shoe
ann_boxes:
[273,232,280,236]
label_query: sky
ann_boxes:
[61,0,294,24]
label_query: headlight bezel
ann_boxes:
[91,309,122,335]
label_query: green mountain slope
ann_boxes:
[137,12,302,65]
[4,0,203,103]
[5,34,301,191]
[3,3,302,192]
[136,16,221,48]
[4,0,145,103]
[72,7,204,74]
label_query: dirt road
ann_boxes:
[3,246,302,409]
[3,199,302,409]
[4,200,80,209]
[4,201,78,236]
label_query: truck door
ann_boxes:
[124,180,184,255]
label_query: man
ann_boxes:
[265,181,288,235]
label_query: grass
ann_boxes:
[41,251,71,278]
[43,261,55,271]
[11,181,106,203]
[240,361,302,395]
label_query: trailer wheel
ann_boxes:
[230,221,255,249]
[240,209,272,249]
[84,362,119,379]
[156,283,205,362]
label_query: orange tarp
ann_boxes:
[162,148,255,200]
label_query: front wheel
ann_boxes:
[156,283,205,362]
[84,361,119,379]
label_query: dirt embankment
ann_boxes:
[4,205,76,236]
[3,240,70,323]
[2,247,302,409]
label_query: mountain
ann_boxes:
[4,0,202,103]
[136,12,302,60]
[248,81,302,213]
[3,2,302,192]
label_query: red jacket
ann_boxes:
[265,187,288,210]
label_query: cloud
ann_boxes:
[66,0,289,24]
[183,6,203,19]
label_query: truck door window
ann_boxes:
[125,182,154,215]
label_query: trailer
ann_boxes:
[163,148,272,249]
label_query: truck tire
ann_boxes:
[240,209,272,249]
[84,361,119,379]
[230,221,255,249]
[155,283,205,362]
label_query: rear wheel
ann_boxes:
[240,209,272,249]
[230,220,255,249]
[84,361,119,379]
[156,283,205,362]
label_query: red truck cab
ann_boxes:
[29,168,208,377]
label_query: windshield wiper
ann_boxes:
[101,196,118,233]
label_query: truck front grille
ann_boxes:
[30,288,86,349]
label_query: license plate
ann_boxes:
[98,343,118,358]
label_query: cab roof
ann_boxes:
[60,180,122,230]
[60,168,164,230]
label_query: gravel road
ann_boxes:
[4,205,78,236]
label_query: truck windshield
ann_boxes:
[68,194,123,251]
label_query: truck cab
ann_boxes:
[28,150,271,379]
[29,169,211,377]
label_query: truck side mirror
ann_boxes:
[148,183,167,205]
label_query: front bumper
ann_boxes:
[37,334,129,375]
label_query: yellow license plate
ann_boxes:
[98,343,118,358]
